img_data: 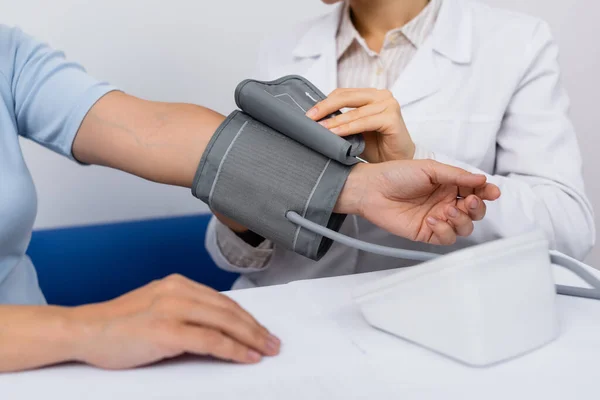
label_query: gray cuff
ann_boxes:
[193,111,351,260]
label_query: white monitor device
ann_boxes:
[352,230,591,367]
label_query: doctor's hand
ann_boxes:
[69,274,280,369]
[335,160,501,245]
[306,88,414,162]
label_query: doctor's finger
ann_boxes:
[327,113,393,137]
[426,217,457,245]
[319,102,387,132]
[306,89,384,120]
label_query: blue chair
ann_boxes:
[27,214,239,306]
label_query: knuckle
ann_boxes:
[160,280,178,293]
[166,273,185,283]
[159,274,185,292]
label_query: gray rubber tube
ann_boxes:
[286,211,442,262]
[286,211,600,301]
[235,80,360,165]
[550,250,600,300]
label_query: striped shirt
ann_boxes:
[336,0,441,89]
[214,0,441,270]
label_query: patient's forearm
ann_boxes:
[73,91,223,188]
[0,305,83,372]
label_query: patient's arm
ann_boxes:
[73,91,218,188]
[73,91,499,246]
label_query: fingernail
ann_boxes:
[469,198,479,210]
[330,127,342,134]
[266,335,281,354]
[318,120,329,127]
[448,206,458,218]
[427,216,437,225]
[306,108,318,118]
[247,350,262,363]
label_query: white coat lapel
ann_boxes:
[303,42,338,97]
[392,0,473,108]
[291,4,343,97]
[391,41,445,108]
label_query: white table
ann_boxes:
[2,264,600,399]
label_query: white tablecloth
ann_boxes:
[2,264,600,399]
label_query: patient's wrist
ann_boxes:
[334,163,369,216]
[48,306,98,365]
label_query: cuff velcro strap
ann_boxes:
[192,110,351,260]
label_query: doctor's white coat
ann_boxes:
[206,0,595,289]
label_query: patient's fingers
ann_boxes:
[457,195,487,222]
[421,160,487,188]
[167,325,262,364]
[426,217,457,245]
[444,205,475,237]
[458,183,500,201]
[478,184,501,201]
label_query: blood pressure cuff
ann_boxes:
[192,75,364,260]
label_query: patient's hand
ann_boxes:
[306,88,414,162]
[70,274,280,369]
[336,160,501,245]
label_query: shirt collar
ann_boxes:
[336,0,442,60]
[293,0,472,65]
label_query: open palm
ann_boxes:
[341,160,501,245]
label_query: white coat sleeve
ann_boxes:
[205,217,274,273]
[428,21,595,259]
